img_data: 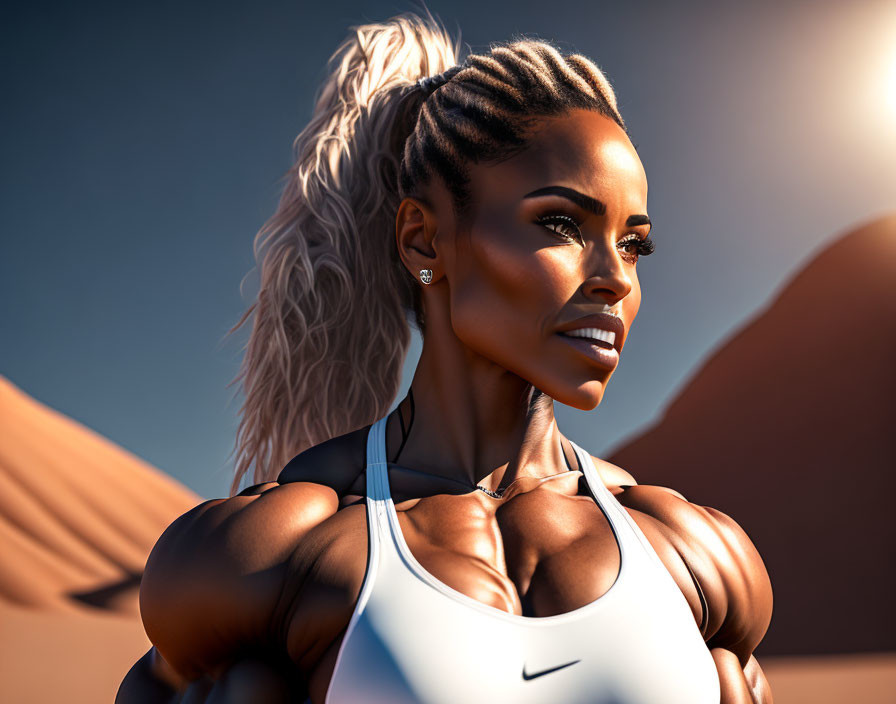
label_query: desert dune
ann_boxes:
[0,376,200,703]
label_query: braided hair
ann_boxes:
[230,11,627,494]
[402,46,624,213]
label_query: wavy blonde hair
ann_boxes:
[230,11,624,494]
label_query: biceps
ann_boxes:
[711,649,773,704]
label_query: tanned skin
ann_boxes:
[119,109,773,703]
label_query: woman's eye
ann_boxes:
[535,214,583,244]
[618,234,656,262]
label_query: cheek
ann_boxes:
[449,226,570,357]
[620,277,642,348]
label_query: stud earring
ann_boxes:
[419,269,433,284]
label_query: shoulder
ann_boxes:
[277,424,369,495]
[587,455,647,495]
[612,481,773,664]
[140,481,340,681]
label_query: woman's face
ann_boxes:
[434,108,651,410]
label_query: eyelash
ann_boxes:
[534,214,656,261]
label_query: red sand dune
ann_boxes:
[609,215,896,661]
[2,216,895,702]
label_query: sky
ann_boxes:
[2,0,894,499]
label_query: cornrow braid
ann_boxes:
[399,39,625,216]
[416,64,464,95]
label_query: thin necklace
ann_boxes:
[393,392,502,496]
[475,484,506,498]
[391,395,572,499]
[476,439,576,499]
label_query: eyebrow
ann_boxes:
[523,185,651,229]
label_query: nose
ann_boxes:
[580,246,633,305]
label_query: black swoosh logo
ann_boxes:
[522,659,582,680]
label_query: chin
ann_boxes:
[550,378,608,411]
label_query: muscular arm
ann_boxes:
[118,481,339,701]
[712,650,773,704]
[615,484,774,704]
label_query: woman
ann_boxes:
[119,11,773,704]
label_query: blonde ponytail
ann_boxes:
[230,13,459,494]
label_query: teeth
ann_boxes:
[563,327,616,346]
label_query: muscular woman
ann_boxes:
[118,12,773,703]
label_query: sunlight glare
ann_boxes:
[890,43,896,116]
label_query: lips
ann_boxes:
[556,313,625,354]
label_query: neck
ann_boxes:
[387,320,572,495]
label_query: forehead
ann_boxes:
[466,109,647,212]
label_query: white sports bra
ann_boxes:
[316,417,720,703]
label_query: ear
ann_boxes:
[395,197,440,284]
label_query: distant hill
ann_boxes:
[0,376,200,702]
[608,214,896,657]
